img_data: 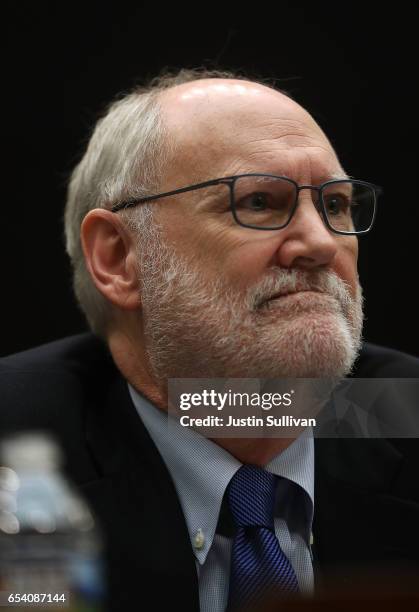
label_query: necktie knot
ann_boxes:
[227,464,277,530]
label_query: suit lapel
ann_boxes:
[313,437,419,589]
[79,372,200,611]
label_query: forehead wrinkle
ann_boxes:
[215,143,343,182]
[162,91,322,151]
[199,120,326,154]
[231,116,325,138]
[183,122,334,175]
[173,136,338,185]
[160,84,341,187]
[176,147,346,187]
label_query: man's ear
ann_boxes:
[81,209,141,310]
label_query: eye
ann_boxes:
[237,192,272,212]
[324,194,350,216]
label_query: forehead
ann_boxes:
[160,79,345,185]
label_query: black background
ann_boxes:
[3,1,418,357]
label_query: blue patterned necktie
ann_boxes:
[226,464,299,611]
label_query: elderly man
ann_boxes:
[1,69,418,611]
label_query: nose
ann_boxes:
[275,189,338,270]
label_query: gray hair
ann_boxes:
[64,67,287,336]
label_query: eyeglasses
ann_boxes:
[111,174,381,235]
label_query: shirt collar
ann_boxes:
[128,384,314,565]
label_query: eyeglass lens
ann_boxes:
[232,176,375,233]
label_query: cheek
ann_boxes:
[155,210,238,279]
[160,205,275,279]
[333,240,359,297]
[211,235,304,296]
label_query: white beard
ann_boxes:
[137,226,364,383]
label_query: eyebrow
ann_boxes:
[329,171,352,181]
[233,167,352,183]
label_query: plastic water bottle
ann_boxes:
[0,432,105,611]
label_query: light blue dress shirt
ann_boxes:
[128,384,314,612]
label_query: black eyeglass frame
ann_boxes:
[111,173,381,235]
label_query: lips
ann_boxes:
[266,288,322,303]
[257,289,336,313]
[272,288,319,298]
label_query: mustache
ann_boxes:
[247,269,354,313]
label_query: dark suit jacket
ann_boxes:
[1,335,418,611]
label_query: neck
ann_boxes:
[108,327,296,465]
[108,326,167,410]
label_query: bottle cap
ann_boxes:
[1,431,62,471]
